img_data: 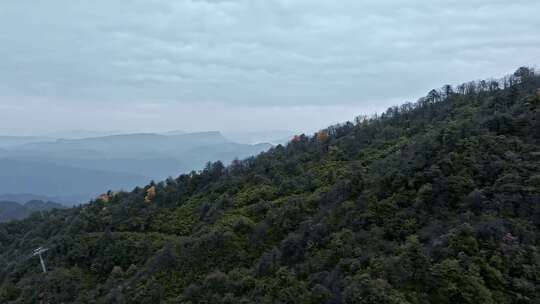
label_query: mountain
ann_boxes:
[13,131,229,158]
[42,129,124,139]
[0,159,150,205]
[0,201,28,222]
[23,200,65,212]
[223,130,296,145]
[0,136,50,148]
[0,194,77,205]
[0,131,271,203]
[161,130,186,136]
[0,200,64,222]
[0,67,539,303]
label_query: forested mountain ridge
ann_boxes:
[1,68,539,303]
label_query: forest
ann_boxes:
[0,67,539,303]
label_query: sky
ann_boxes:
[1,0,539,135]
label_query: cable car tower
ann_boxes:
[32,247,49,273]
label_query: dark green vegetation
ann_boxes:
[1,68,540,303]
[0,200,65,222]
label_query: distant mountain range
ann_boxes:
[223,130,296,145]
[42,129,126,139]
[0,200,65,222]
[0,193,79,205]
[0,131,273,205]
[0,136,52,148]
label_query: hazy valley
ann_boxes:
[0,131,288,206]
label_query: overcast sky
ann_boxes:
[1,0,539,135]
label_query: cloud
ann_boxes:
[0,0,539,133]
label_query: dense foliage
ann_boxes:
[1,68,539,303]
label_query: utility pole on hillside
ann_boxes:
[31,247,50,303]
[32,247,49,273]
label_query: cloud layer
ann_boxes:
[1,0,539,133]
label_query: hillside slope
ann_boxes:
[0,201,29,222]
[0,68,539,303]
[0,200,65,222]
